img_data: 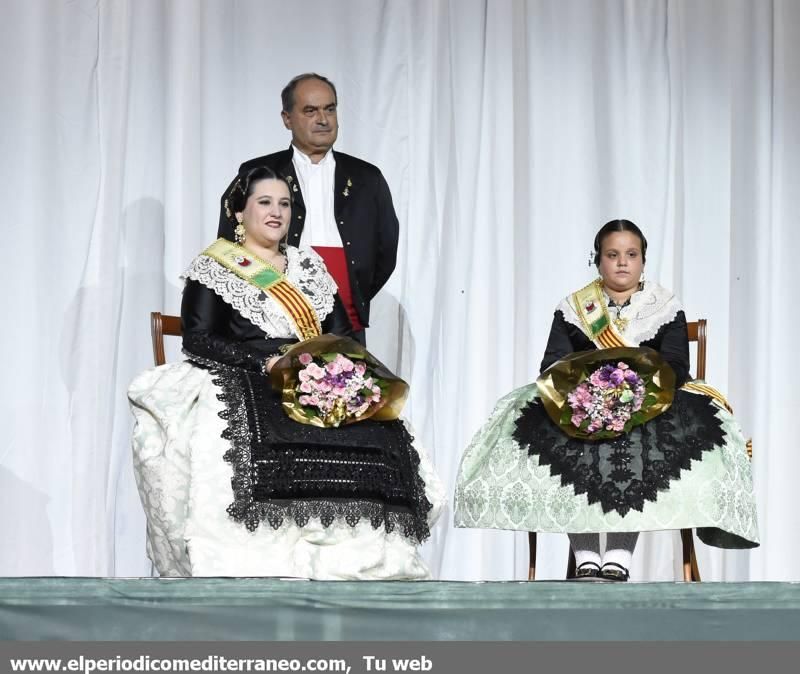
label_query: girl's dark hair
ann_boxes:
[593,219,647,266]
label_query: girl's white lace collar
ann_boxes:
[559,280,683,345]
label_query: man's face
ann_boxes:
[281,78,338,159]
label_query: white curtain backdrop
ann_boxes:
[1,0,797,581]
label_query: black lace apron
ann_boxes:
[513,390,726,517]
[210,364,432,543]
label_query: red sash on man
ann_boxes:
[312,246,364,332]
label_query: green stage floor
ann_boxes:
[1,578,798,641]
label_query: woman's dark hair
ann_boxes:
[228,166,291,214]
[220,166,292,241]
[593,219,647,266]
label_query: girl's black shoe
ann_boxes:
[599,562,630,582]
[574,561,601,580]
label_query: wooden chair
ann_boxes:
[527,318,728,582]
[679,319,707,581]
[671,321,753,577]
[150,312,182,366]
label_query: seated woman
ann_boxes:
[454,219,758,581]
[129,166,444,579]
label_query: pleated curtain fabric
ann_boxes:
[0,0,797,581]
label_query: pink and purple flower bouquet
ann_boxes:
[566,362,646,436]
[536,347,676,440]
[295,352,384,426]
[270,334,409,428]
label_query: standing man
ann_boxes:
[219,73,399,345]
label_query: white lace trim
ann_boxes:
[183,245,337,339]
[285,246,338,323]
[559,281,682,345]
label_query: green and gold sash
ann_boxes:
[202,238,321,340]
[571,280,631,349]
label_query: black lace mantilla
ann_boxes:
[512,390,727,516]
[195,358,432,542]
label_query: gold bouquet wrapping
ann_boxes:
[536,346,676,440]
[269,334,409,428]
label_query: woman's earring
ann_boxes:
[235,219,246,245]
[639,270,645,289]
[587,250,594,267]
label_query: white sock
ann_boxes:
[568,533,601,568]
[603,532,639,570]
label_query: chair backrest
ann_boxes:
[686,319,707,380]
[685,318,749,457]
[149,314,708,374]
[150,312,182,366]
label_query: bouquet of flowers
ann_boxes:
[566,362,646,436]
[270,334,408,428]
[295,352,384,426]
[537,347,676,440]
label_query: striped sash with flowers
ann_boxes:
[203,238,321,340]
[571,280,632,349]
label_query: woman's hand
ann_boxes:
[265,356,281,373]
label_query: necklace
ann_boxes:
[242,245,287,273]
[604,291,631,333]
[598,279,635,332]
[612,304,629,332]
[265,252,287,273]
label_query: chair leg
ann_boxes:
[528,532,537,580]
[690,540,701,582]
[680,529,701,582]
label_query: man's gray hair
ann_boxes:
[281,73,338,112]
